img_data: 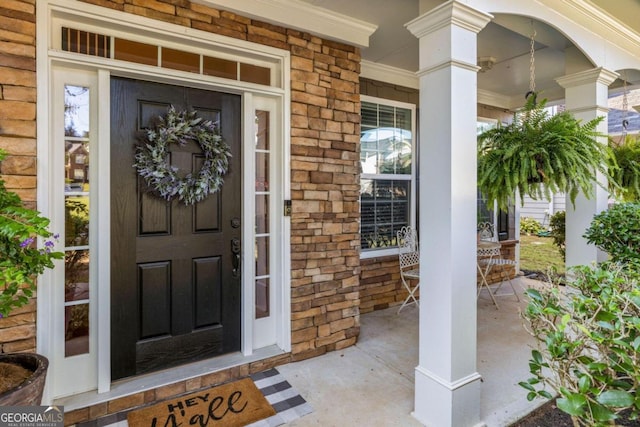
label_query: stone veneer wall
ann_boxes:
[0,0,38,354]
[359,255,408,314]
[1,0,361,423]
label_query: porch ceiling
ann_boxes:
[303,0,640,108]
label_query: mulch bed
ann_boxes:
[510,399,640,426]
[510,400,574,427]
[521,269,566,285]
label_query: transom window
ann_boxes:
[360,97,415,254]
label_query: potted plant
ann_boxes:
[478,94,613,211]
[0,149,63,404]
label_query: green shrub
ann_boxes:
[549,211,566,261]
[609,136,640,202]
[521,263,640,426]
[0,150,63,317]
[583,202,640,264]
[522,205,640,426]
[520,217,543,235]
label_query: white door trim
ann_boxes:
[37,0,291,403]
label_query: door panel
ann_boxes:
[110,77,241,380]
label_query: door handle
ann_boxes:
[231,238,241,278]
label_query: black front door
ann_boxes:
[110,78,241,380]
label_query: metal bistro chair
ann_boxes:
[476,222,519,309]
[397,226,420,314]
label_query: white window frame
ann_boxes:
[46,67,99,398]
[359,95,416,259]
[248,96,289,351]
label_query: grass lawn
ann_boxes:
[519,234,566,275]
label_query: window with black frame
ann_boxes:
[360,98,415,253]
[477,188,493,225]
[477,117,509,240]
[477,189,509,241]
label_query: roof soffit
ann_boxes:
[194,0,378,47]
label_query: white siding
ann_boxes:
[520,192,566,228]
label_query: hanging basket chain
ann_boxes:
[621,71,629,141]
[525,22,537,103]
[529,26,536,94]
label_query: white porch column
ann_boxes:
[406,2,491,426]
[556,67,618,269]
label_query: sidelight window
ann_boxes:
[63,85,91,357]
[255,110,270,319]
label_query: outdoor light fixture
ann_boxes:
[477,56,496,73]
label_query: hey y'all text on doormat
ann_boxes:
[127,377,276,427]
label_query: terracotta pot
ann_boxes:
[0,353,49,406]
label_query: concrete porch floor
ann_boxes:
[277,276,549,427]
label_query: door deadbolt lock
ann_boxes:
[231,238,241,254]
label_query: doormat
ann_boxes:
[78,368,312,427]
[127,377,275,427]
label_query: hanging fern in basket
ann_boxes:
[478,95,613,211]
[609,135,640,202]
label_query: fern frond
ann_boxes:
[478,93,609,210]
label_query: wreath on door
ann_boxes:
[133,106,231,206]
